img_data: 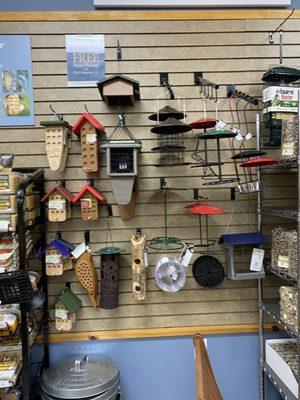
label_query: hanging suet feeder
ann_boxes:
[97,74,140,107]
[40,108,72,172]
[219,231,266,280]
[148,179,184,251]
[94,208,123,309]
[72,112,105,173]
[72,180,105,221]
[186,201,225,287]
[102,111,141,220]
[41,182,74,222]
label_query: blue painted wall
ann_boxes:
[0,0,300,10]
[34,333,281,400]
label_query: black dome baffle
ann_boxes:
[151,117,192,135]
[192,255,225,287]
[231,150,266,160]
[148,106,186,122]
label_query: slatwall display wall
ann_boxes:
[0,14,298,339]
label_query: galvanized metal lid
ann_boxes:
[41,355,120,399]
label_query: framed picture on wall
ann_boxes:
[65,35,105,87]
[0,35,34,126]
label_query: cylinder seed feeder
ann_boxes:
[149,106,192,167]
[186,201,225,288]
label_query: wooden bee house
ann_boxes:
[40,118,72,172]
[41,184,74,222]
[39,238,75,276]
[97,74,140,107]
[72,113,106,173]
[72,182,105,221]
[55,288,81,331]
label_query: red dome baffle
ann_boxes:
[190,118,217,130]
[240,156,278,168]
[186,202,224,215]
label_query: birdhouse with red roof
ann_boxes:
[41,182,74,222]
[72,180,105,221]
[72,113,105,173]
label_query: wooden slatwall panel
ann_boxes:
[0,15,299,337]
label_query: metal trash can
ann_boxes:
[41,355,121,400]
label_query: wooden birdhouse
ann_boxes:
[39,238,75,276]
[41,183,74,222]
[40,117,72,172]
[72,181,105,221]
[55,287,81,331]
[72,113,106,173]
[97,74,140,107]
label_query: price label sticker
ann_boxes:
[49,199,65,211]
[278,255,289,270]
[71,243,86,259]
[245,132,252,141]
[250,248,265,272]
[216,119,226,129]
[46,254,61,264]
[179,245,194,268]
[86,134,97,144]
[55,309,70,320]
[0,221,9,232]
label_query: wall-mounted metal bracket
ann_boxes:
[160,177,166,189]
[84,231,90,245]
[117,40,122,60]
[194,72,203,86]
[87,179,94,187]
[160,73,175,100]
[226,84,236,98]
[65,281,71,289]
[193,188,199,200]
[136,228,142,236]
[106,204,113,217]
[230,187,236,201]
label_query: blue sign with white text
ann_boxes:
[65,35,105,87]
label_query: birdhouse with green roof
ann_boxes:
[55,287,81,331]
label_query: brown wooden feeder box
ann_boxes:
[41,183,74,222]
[40,116,72,172]
[72,181,105,221]
[72,113,106,173]
[97,74,140,107]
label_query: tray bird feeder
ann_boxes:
[41,182,74,222]
[101,111,141,220]
[39,237,75,276]
[150,110,192,166]
[72,112,105,173]
[55,287,81,331]
[40,110,72,172]
[72,181,105,221]
[97,74,140,107]
[219,231,267,280]
[186,201,225,287]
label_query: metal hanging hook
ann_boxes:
[49,105,63,121]
[269,8,294,43]
[84,104,91,114]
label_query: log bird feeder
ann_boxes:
[94,206,122,309]
[72,112,105,173]
[131,231,147,301]
[186,199,225,287]
[219,231,266,280]
[97,74,140,107]
[150,106,192,166]
[41,181,74,222]
[72,180,106,221]
[40,107,72,172]
[101,111,141,220]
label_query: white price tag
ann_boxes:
[46,254,61,264]
[215,119,226,130]
[71,243,87,259]
[232,127,240,135]
[49,199,65,211]
[179,245,194,268]
[0,221,9,232]
[278,255,289,270]
[245,132,252,141]
[235,133,243,141]
[144,251,149,268]
[55,309,70,320]
[86,134,97,144]
[250,248,265,272]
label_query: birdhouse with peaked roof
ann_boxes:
[72,113,106,173]
[72,181,105,221]
[41,182,74,222]
[40,116,72,172]
[39,238,75,276]
[55,287,81,331]
[97,74,140,107]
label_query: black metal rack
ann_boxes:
[0,168,48,400]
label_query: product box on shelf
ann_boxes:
[263,86,299,112]
[265,338,298,398]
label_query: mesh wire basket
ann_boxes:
[0,270,33,305]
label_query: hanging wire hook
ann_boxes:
[269,8,295,43]
[84,104,91,114]
[49,105,63,121]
